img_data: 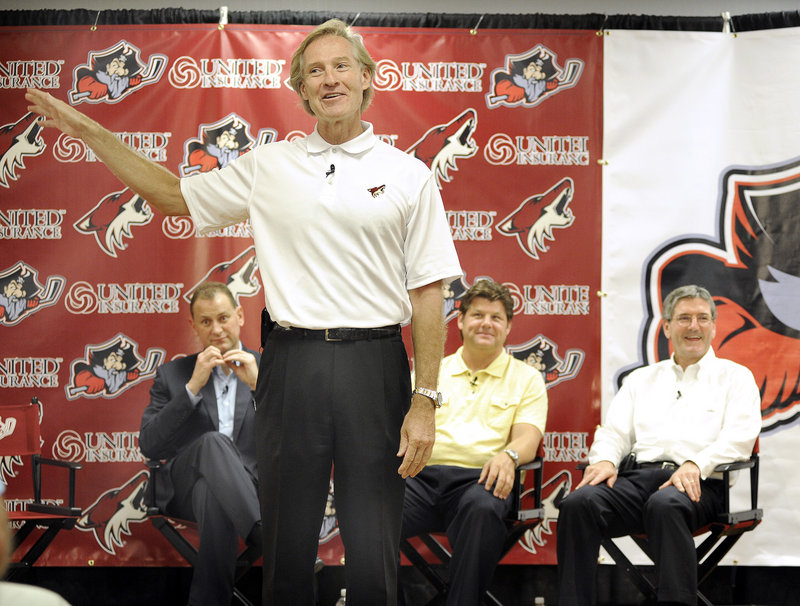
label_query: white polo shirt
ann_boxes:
[181,122,461,329]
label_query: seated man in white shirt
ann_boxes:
[556,284,762,606]
[400,279,548,606]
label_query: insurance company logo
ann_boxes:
[0,59,64,89]
[169,56,285,89]
[54,429,142,464]
[0,208,65,240]
[53,131,171,163]
[484,134,589,167]
[0,356,62,389]
[373,60,486,93]
[65,281,183,315]
[161,216,254,239]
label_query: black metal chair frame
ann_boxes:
[590,452,762,606]
[399,457,545,606]
[143,459,261,606]
[6,397,82,578]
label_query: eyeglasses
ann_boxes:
[668,314,714,327]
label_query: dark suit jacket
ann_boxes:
[139,347,260,510]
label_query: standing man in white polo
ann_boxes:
[26,18,460,606]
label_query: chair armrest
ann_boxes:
[31,454,81,513]
[712,458,754,473]
[37,456,82,470]
[513,456,544,522]
[143,459,163,515]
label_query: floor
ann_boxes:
[5,564,798,605]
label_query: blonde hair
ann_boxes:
[289,18,376,117]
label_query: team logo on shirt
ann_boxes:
[77,471,150,554]
[508,335,585,389]
[629,157,800,433]
[405,108,478,189]
[486,45,583,109]
[184,247,261,304]
[74,188,153,257]
[180,113,255,175]
[0,261,64,326]
[0,112,46,188]
[367,184,385,197]
[65,334,164,400]
[497,178,575,260]
[69,40,167,104]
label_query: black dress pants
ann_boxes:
[556,468,725,606]
[401,465,514,606]
[255,330,411,606]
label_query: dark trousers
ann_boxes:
[167,432,260,606]
[255,330,411,606]
[556,468,725,606]
[401,466,514,606]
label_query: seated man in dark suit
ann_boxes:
[400,279,548,606]
[139,282,261,606]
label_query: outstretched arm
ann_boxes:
[25,88,188,216]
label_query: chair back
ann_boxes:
[0,402,41,457]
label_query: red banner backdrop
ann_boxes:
[0,23,601,566]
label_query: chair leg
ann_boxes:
[232,587,254,606]
[601,538,658,602]
[482,589,505,606]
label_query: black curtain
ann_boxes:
[0,8,798,31]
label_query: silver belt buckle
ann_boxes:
[324,329,343,342]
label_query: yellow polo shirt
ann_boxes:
[426,347,548,468]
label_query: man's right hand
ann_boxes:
[25,88,189,217]
[26,88,88,139]
[186,346,224,396]
[577,460,618,489]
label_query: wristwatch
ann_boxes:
[412,387,442,408]
[503,448,520,467]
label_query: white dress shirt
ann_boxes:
[589,348,762,479]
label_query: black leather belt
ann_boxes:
[635,460,678,470]
[272,325,400,342]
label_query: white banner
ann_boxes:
[603,27,800,566]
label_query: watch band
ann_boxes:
[412,387,442,408]
[503,448,519,467]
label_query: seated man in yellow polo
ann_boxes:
[400,279,548,606]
